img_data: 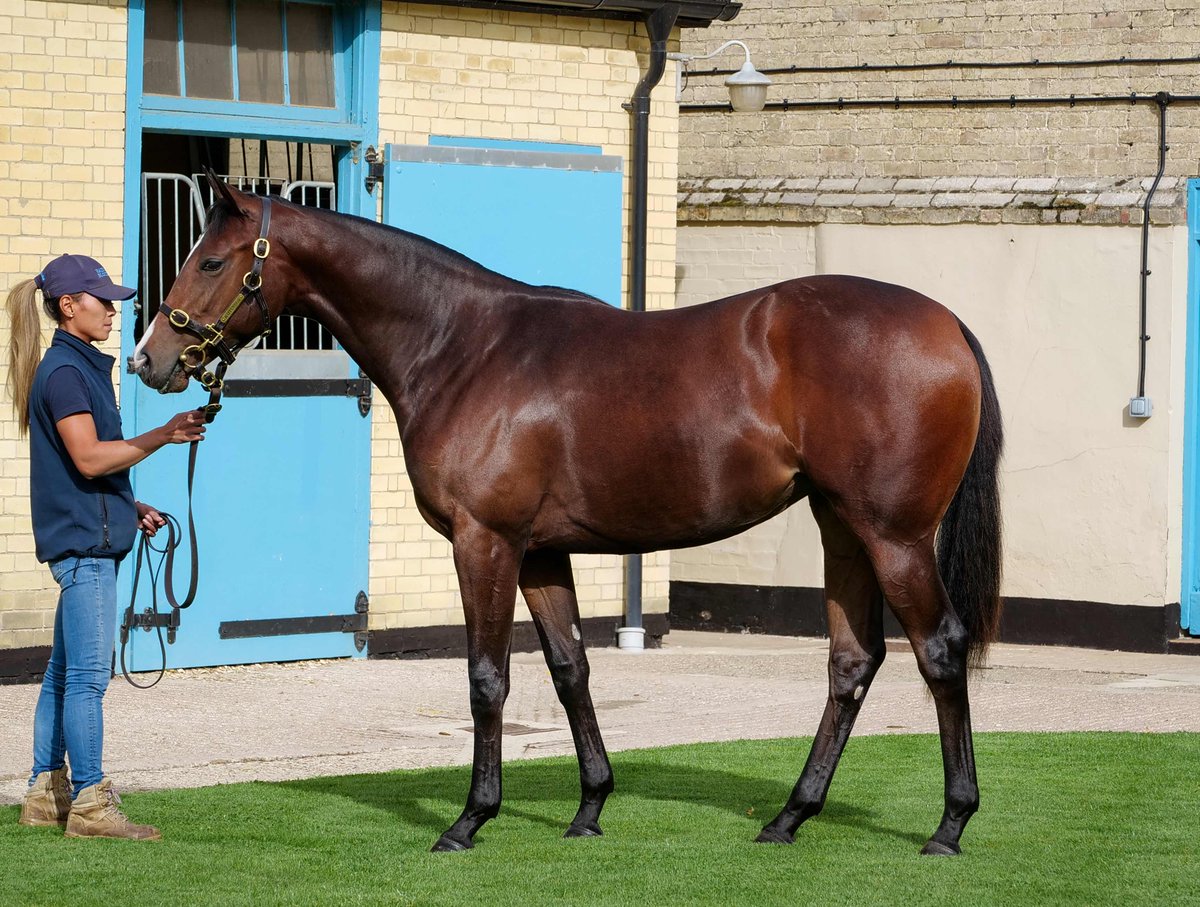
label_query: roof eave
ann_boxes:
[399,0,741,28]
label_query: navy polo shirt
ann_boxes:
[28,330,137,563]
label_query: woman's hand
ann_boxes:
[160,410,207,445]
[135,502,167,537]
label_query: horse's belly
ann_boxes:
[529,462,809,555]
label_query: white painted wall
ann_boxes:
[673,222,1189,609]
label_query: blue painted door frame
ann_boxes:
[1182,178,1200,635]
[118,0,381,668]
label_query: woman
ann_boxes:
[6,253,206,840]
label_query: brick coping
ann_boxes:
[677,176,1188,226]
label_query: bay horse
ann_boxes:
[130,173,1002,856]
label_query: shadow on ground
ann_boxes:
[280,747,926,848]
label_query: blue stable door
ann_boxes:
[119,178,372,671]
[381,140,624,304]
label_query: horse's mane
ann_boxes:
[232,194,609,307]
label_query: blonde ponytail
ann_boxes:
[6,278,47,435]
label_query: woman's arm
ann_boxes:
[56,410,206,479]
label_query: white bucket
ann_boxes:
[616,626,646,651]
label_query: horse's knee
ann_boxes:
[467,655,508,715]
[829,645,885,704]
[947,775,980,819]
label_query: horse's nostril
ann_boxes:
[127,352,150,377]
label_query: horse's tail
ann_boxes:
[937,319,1004,666]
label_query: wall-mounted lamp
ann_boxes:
[668,40,772,113]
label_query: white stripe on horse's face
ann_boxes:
[130,233,205,369]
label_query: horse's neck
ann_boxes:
[286,226,499,431]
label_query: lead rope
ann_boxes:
[117,191,268,687]
[118,385,222,688]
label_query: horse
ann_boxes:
[130,172,1002,856]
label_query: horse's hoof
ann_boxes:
[564,823,603,839]
[920,839,961,857]
[755,827,794,845]
[431,834,472,853]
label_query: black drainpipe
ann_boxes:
[1137,92,1170,404]
[623,2,679,641]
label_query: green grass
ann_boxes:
[2,733,1197,906]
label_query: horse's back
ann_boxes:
[413,273,982,552]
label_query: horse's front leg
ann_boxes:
[432,521,523,853]
[519,549,613,838]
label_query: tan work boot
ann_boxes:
[19,767,72,827]
[65,779,161,841]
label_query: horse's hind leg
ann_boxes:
[519,549,614,837]
[432,521,522,853]
[867,537,978,856]
[758,495,886,844]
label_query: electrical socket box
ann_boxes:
[1129,396,1153,419]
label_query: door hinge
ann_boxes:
[354,591,369,652]
[364,146,384,194]
[346,371,372,417]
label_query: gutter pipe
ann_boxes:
[619,2,679,652]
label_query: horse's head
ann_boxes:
[130,170,284,393]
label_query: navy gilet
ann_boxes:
[28,330,137,563]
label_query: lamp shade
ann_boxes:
[725,59,771,112]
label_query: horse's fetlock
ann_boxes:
[584,770,614,799]
[948,783,980,819]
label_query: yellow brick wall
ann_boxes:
[0,0,680,650]
[370,3,676,632]
[0,0,130,651]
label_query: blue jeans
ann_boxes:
[30,556,117,798]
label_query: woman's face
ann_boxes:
[60,291,116,344]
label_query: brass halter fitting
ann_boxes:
[198,370,224,391]
[180,344,208,369]
[160,196,274,426]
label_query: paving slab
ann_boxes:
[2,631,1197,805]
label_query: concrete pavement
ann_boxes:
[2,630,1198,804]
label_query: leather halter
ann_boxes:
[159,197,275,423]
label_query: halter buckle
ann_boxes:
[168,309,191,328]
[199,371,224,391]
[202,403,223,422]
[254,238,270,259]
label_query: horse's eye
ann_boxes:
[200,259,223,272]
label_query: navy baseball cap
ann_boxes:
[35,254,135,301]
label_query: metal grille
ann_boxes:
[138,171,338,351]
[138,172,206,340]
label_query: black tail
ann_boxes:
[938,320,1004,666]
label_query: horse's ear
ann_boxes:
[203,165,244,219]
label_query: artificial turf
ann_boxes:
[2,732,1196,906]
